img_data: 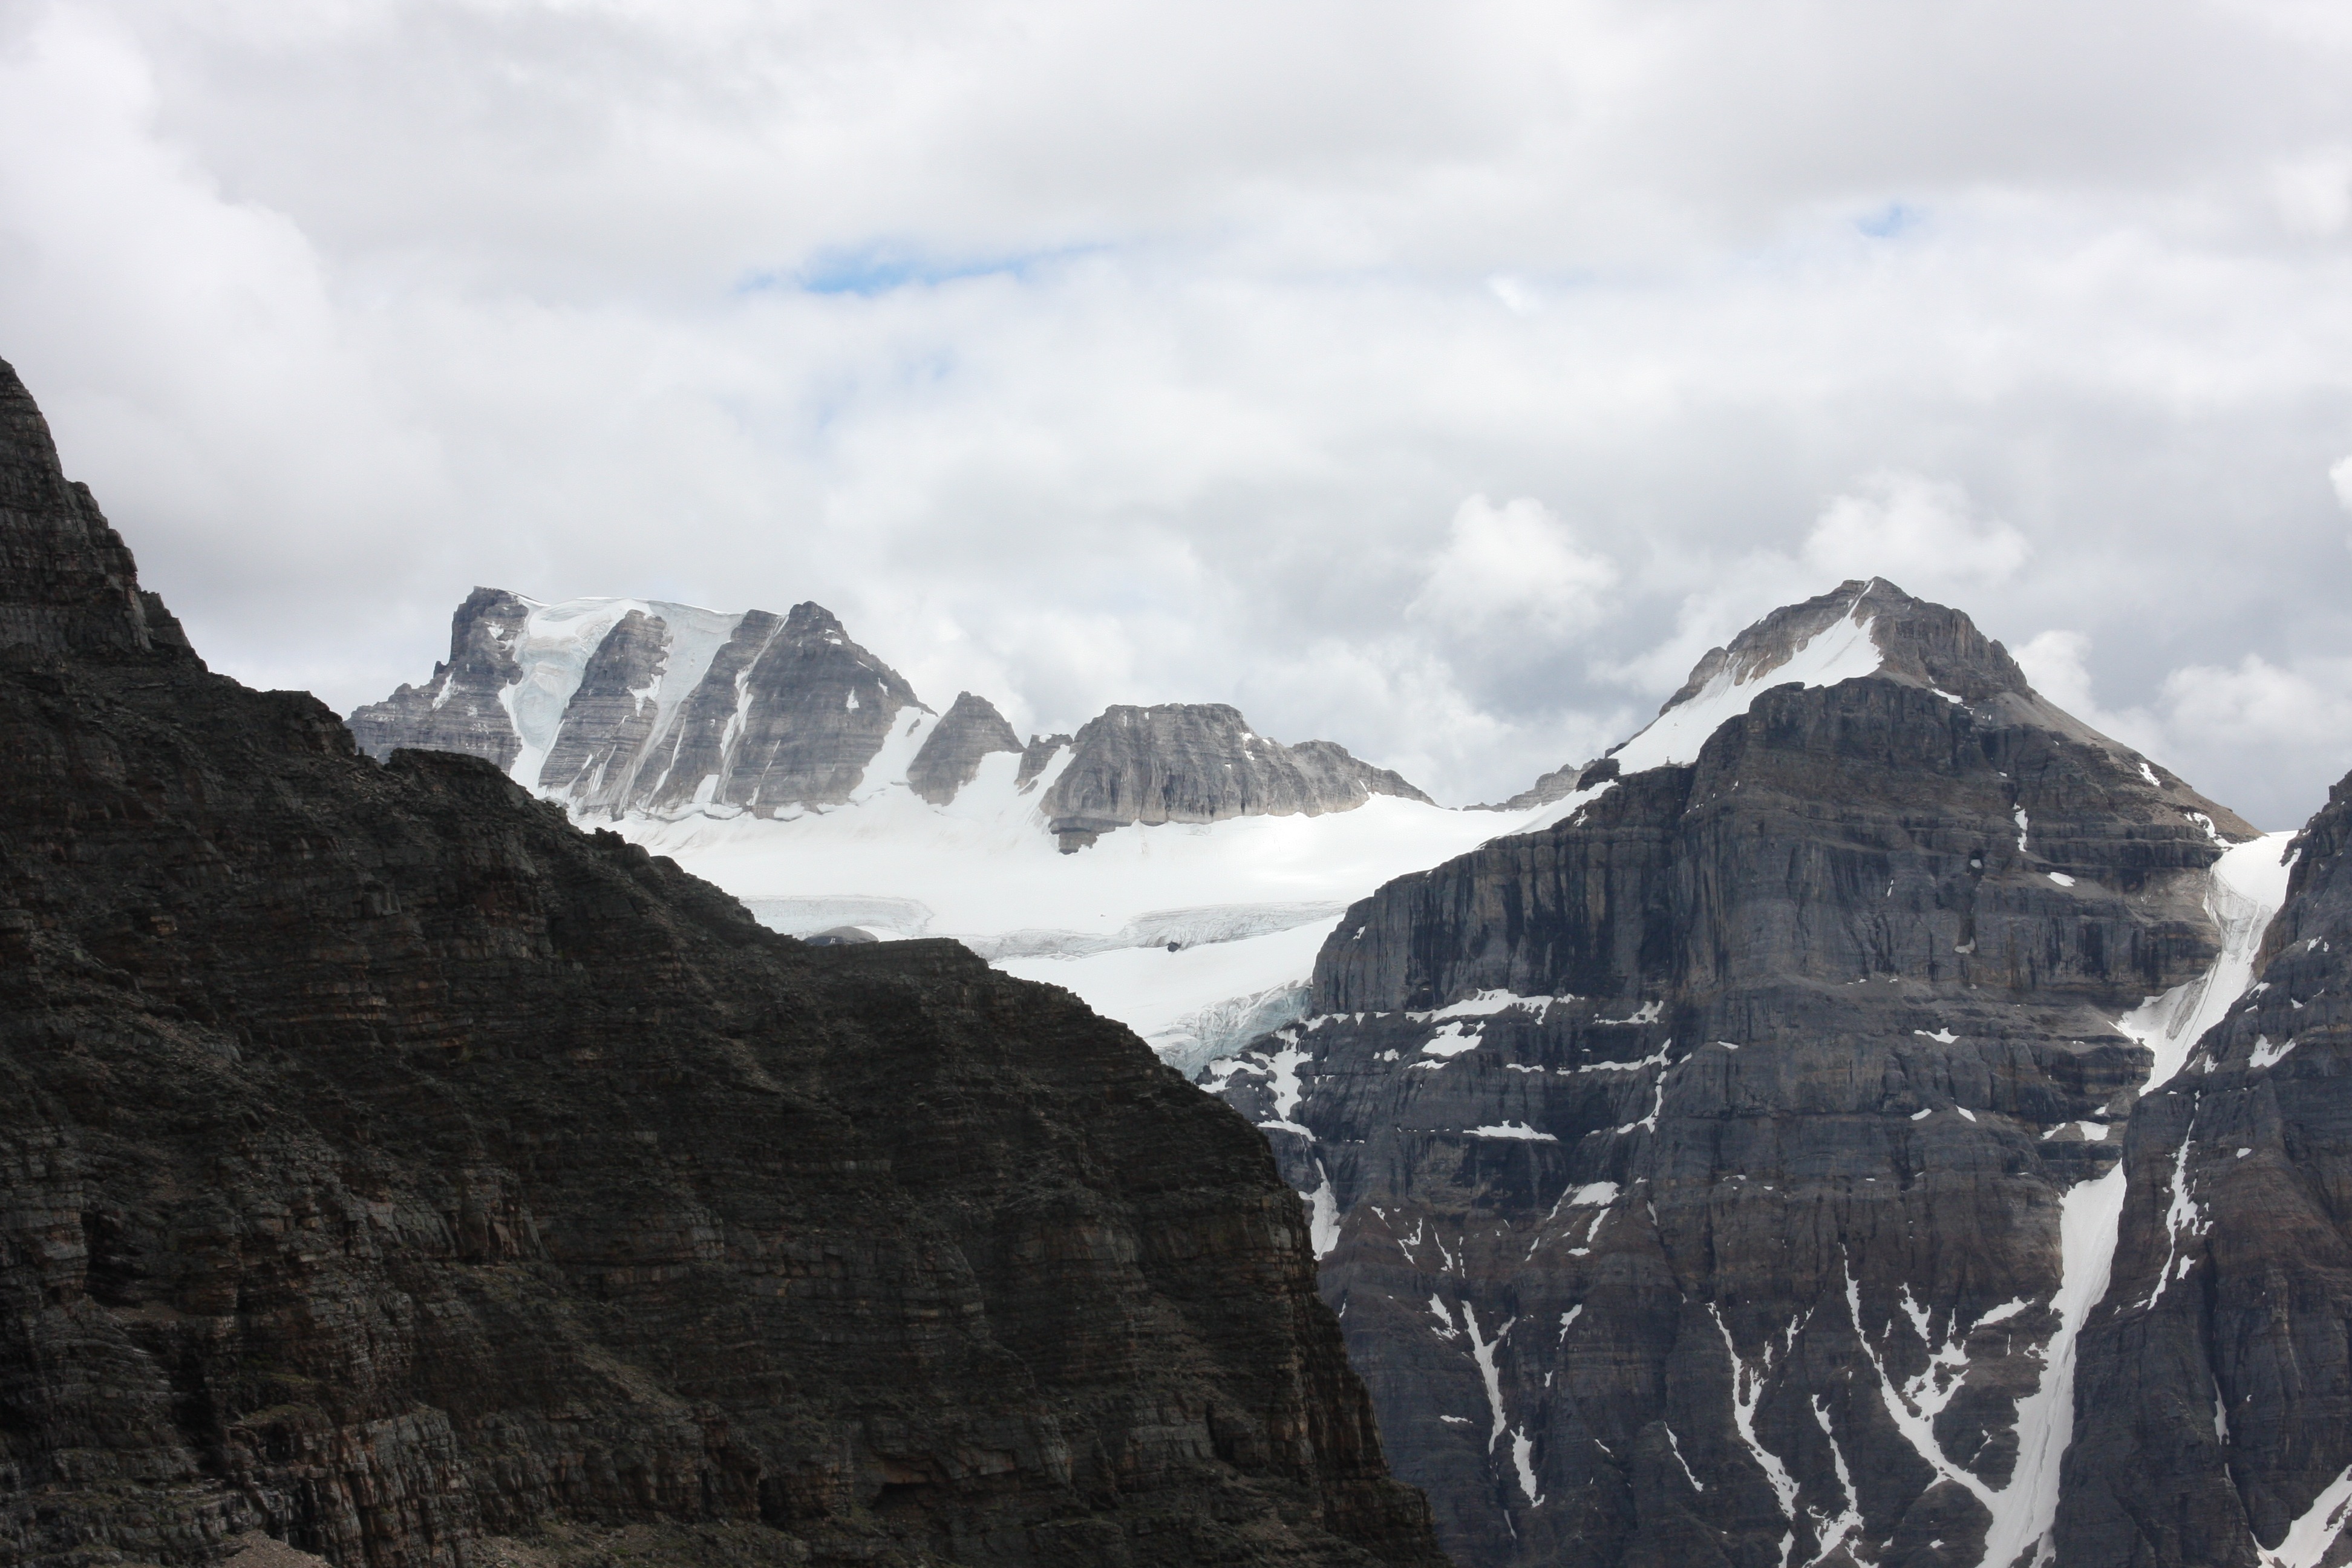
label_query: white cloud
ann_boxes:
[2,0,2351,817]
[1802,472,2030,591]
[1408,496,1619,641]
[2330,454,2352,511]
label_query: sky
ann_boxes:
[3,0,2351,826]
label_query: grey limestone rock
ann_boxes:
[638,601,926,815]
[1206,584,2263,1568]
[1039,704,1434,852]
[906,691,1022,805]
[345,586,532,771]
[535,606,673,802]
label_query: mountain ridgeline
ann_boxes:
[349,589,1427,850]
[1203,579,2352,1568]
[0,354,1451,1568]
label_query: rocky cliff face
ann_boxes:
[1036,705,1435,853]
[0,355,1447,1568]
[906,693,1022,806]
[2056,775,2352,1568]
[1204,583,2273,1568]
[345,588,535,773]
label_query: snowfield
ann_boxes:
[603,719,1515,1063]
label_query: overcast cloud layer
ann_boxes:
[4,0,2350,825]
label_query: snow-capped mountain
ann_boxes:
[1201,577,2281,1568]
[348,586,1489,1069]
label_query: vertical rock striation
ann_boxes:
[1206,584,2264,1568]
[0,355,1448,1568]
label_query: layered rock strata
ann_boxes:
[0,355,1447,1568]
[2057,776,2352,1568]
[345,587,534,772]
[1206,585,2265,1568]
[1038,705,1434,852]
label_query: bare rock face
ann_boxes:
[1204,586,2263,1568]
[2056,775,2352,1568]
[345,587,534,773]
[1039,705,1434,853]
[635,602,925,816]
[0,356,1448,1568]
[350,596,927,818]
[906,692,1022,806]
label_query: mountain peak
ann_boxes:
[1607,577,2146,781]
[1661,577,2029,716]
[0,355,170,658]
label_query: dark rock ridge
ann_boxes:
[1037,705,1436,854]
[2056,775,2352,1568]
[1204,581,2265,1568]
[907,692,1022,806]
[0,355,1448,1568]
[354,602,1434,846]
[345,587,534,773]
[0,362,177,659]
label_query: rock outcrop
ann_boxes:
[1036,705,1434,853]
[1204,583,2267,1568]
[349,594,926,818]
[0,354,1448,1568]
[0,362,172,658]
[1469,760,1598,815]
[345,587,534,772]
[907,693,1022,806]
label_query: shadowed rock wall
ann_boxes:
[0,356,1446,1568]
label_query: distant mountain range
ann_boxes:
[348,587,1427,849]
[348,515,2352,1568]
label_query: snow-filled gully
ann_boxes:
[1966,831,2294,1568]
[1717,835,2293,1568]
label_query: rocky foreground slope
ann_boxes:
[350,590,1423,850]
[1207,580,2297,1568]
[0,355,1448,1568]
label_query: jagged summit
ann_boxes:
[1624,577,2181,775]
[906,690,1022,805]
[353,587,1441,847]
[348,587,927,816]
[0,356,188,659]
[1497,577,2255,841]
